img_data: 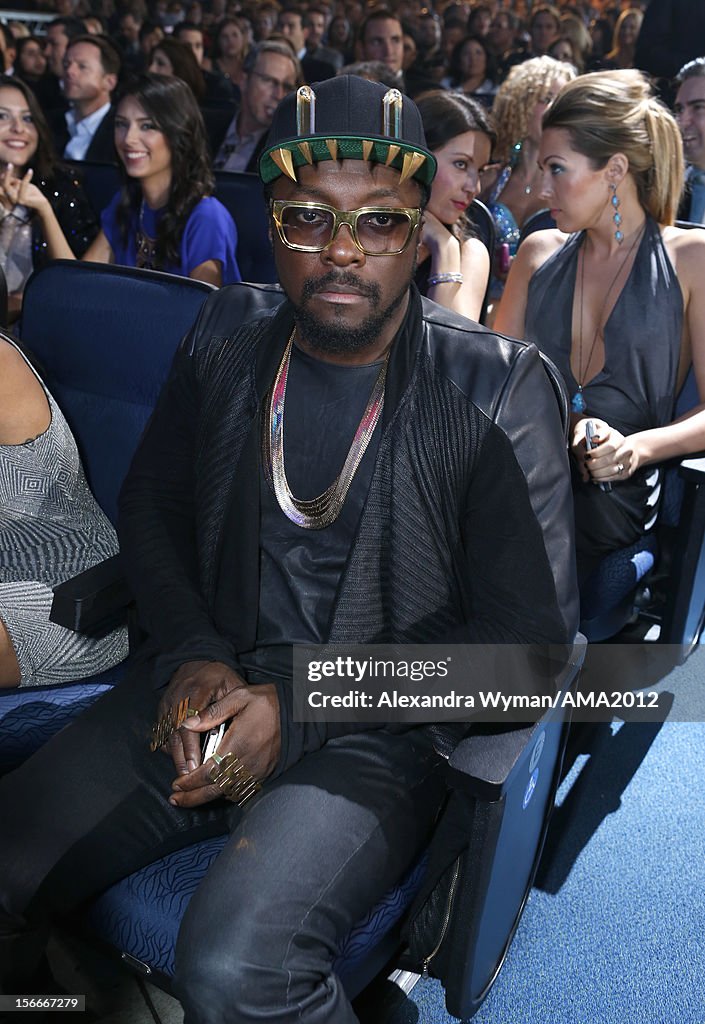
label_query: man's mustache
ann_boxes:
[301,272,381,303]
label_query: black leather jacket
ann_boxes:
[119,285,579,768]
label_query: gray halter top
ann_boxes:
[524,217,683,567]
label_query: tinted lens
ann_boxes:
[356,211,413,253]
[278,205,414,253]
[280,205,335,248]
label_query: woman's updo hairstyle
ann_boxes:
[542,69,683,225]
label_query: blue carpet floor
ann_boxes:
[403,654,705,1024]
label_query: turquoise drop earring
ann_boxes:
[611,183,623,243]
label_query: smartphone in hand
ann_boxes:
[202,722,227,762]
[585,420,612,493]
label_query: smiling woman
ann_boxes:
[2,74,241,287]
[0,75,97,317]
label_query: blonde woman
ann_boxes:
[481,55,575,294]
[605,9,643,70]
[496,71,705,586]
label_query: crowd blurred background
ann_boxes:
[0,0,703,318]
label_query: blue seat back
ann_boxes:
[214,171,278,284]
[518,208,557,247]
[467,198,495,325]
[19,261,215,524]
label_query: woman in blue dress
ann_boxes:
[0,74,241,287]
[496,70,705,580]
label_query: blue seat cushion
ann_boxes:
[0,665,123,772]
[88,836,428,984]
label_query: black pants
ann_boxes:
[0,668,446,1023]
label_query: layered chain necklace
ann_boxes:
[571,222,646,414]
[262,329,388,530]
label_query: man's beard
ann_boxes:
[289,269,412,355]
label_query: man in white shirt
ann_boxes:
[58,34,120,163]
[674,57,705,223]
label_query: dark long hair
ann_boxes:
[447,34,497,90]
[416,90,496,239]
[416,89,496,153]
[0,74,57,181]
[148,37,205,102]
[115,73,214,269]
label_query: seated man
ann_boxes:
[50,34,120,163]
[0,77,578,1021]
[211,41,301,173]
[674,57,705,223]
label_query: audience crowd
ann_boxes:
[0,0,703,310]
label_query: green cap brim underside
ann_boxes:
[259,135,437,186]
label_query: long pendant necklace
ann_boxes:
[135,200,158,270]
[262,329,388,530]
[571,222,646,414]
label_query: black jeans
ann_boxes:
[0,667,446,1023]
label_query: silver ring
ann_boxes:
[617,463,625,474]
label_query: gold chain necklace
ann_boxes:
[571,221,646,414]
[262,329,388,530]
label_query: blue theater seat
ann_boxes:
[0,263,217,771]
[88,836,430,993]
[467,198,495,325]
[214,170,278,284]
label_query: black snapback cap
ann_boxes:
[259,75,436,187]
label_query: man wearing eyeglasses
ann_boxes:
[211,41,302,173]
[0,78,578,1021]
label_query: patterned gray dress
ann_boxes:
[0,339,128,687]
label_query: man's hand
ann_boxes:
[157,660,247,776]
[168,683,281,808]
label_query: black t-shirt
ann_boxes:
[241,342,384,682]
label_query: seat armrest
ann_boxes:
[679,455,705,483]
[445,637,587,800]
[660,458,705,650]
[50,554,132,633]
[445,722,539,800]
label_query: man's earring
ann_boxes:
[610,182,623,243]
